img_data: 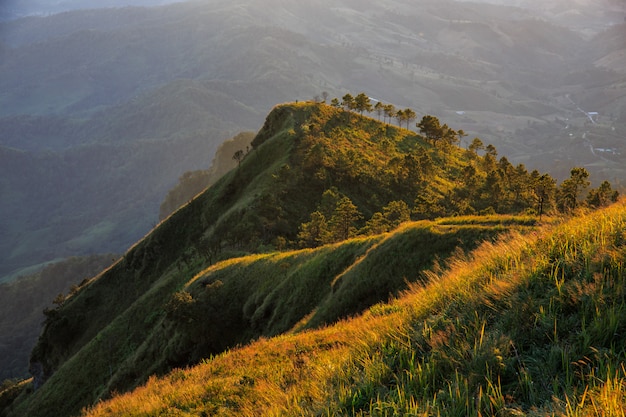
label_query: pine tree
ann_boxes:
[328,196,362,241]
[557,167,590,212]
[354,93,372,115]
[297,211,329,247]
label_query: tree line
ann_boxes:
[293,93,619,248]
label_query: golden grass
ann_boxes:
[83,313,403,416]
[83,229,535,416]
[84,201,626,416]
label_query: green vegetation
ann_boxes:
[3,0,625,285]
[3,217,539,417]
[2,100,621,416]
[80,200,626,417]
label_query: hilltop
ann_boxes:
[0,100,577,416]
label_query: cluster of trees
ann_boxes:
[297,163,618,249]
[290,97,620,248]
[298,188,410,247]
[327,93,418,129]
[167,98,619,255]
[417,114,466,147]
[326,92,470,141]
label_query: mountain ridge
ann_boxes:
[2,100,565,416]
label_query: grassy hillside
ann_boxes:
[3,217,541,417]
[80,199,626,416]
[1,101,561,416]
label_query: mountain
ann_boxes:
[461,0,625,34]
[1,101,569,416]
[2,101,623,416]
[0,0,185,21]
[0,80,256,281]
[0,0,625,410]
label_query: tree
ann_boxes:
[413,188,445,219]
[363,212,388,235]
[328,196,363,241]
[382,200,411,229]
[530,170,556,219]
[456,129,467,147]
[482,144,498,171]
[319,187,342,219]
[403,108,416,130]
[417,115,443,143]
[481,170,504,212]
[374,101,384,121]
[232,150,244,167]
[468,137,485,155]
[330,97,341,108]
[297,211,329,247]
[441,124,459,146]
[557,167,590,212]
[395,109,406,127]
[586,180,619,208]
[354,93,372,115]
[384,104,396,125]
[417,115,460,147]
[341,93,355,112]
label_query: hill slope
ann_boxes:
[1,102,555,416]
[83,199,626,416]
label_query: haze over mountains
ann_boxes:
[0,0,624,281]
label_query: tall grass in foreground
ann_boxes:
[83,203,626,416]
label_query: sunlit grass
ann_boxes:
[84,201,626,416]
